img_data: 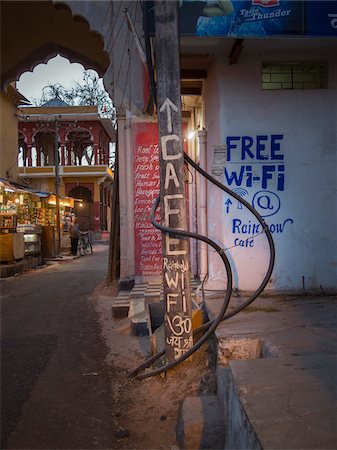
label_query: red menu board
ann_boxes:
[134,122,162,276]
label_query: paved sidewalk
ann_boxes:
[204,293,337,449]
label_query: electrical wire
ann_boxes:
[183,152,275,324]
[132,194,233,380]
[114,4,136,104]
[120,6,137,106]
[130,163,275,379]
[108,1,131,52]
[105,1,123,52]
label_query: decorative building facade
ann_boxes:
[17,100,115,235]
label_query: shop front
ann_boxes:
[0,178,77,276]
[46,194,77,255]
[1,179,44,274]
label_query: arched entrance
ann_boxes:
[68,185,93,231]
[1,1,119,280]
[1,1,110,91]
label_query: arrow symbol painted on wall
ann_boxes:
[159,98,178,133]
[225,198,233,214]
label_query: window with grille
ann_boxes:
[262,62,327,90]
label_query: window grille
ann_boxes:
[262,62,327,90]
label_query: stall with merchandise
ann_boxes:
[0,179,77,271]
[0,192,24,263]
[0,179,49,266]
[46,194,76,255]
[16,193,55,258]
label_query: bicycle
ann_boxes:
[78,231,93,256]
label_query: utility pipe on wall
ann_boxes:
[197,129,208,282]
[125,115,135,277]
[54,118,61,256]
[116,108,130,278]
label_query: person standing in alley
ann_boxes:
[69,219,80,255]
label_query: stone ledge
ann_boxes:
[176,395,225,450]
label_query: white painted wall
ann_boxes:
[204,38,337,292]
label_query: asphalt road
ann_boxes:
[1,244,116,449]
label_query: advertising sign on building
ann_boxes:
[133,122,190,278]
[146,1,337,38]
[133,122,162,276]
[222,133,294,252]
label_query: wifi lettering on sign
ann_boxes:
[222,133,294,249]
[224,134,285,192]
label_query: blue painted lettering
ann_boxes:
[257,195,273,211]
[225,164,284,191]
[277,165,285,191]
[232,219,260,235]
[226,135,284,162]
[226,136,240,161]
[234,238,254,248]
[225,166,245,186]
[242,136,254,160]
[256,135,269,160]
[246,166,253,187]
[270,135,284,160]
[224,134,285,192]
[262,165,275,189]
[232,218,294,235]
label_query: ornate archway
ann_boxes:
[1,1,110,90]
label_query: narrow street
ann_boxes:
[1,244,117,449]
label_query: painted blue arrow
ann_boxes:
[225,198,233,214]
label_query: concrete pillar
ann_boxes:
[93,202,101,231]
[93,143,99,165]
[25,133,33,167]
[118,108,135,280]
[27,144,32,167]
[66,144,71,165]
[36,143,41,166]
[92,129,99,165]
[103,139,109,165]
[197,130,208,282]
[59,128,66,166]
[60,143,66,166]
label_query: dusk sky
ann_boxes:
[17,55,88,103]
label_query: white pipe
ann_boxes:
[117,108,134,278]
[197,129,208,281]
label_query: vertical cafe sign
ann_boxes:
[154,1,193,362]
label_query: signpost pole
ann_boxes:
[54,118,61,256]
[154,1,193,362]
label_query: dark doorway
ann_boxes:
[68,186,93,231]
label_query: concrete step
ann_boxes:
[130,310,149,337]
[176,395,225,450]
[208,295,337,450]
[111,293,130,319]
[111,278,201,320]
[111,303,129,319]
[221,355,337,450]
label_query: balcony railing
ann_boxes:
[18,165,114,179]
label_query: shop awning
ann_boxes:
[47,195,78,208]
[0,178,51,197]
[0,178,81,207]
